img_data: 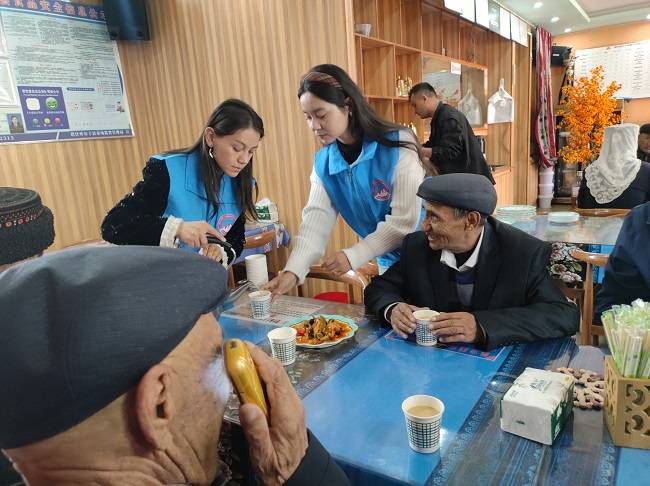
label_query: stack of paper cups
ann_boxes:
[245,254,269,287]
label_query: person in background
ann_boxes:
[0,187,54,273]
[264,64,426,297]
[102,99,263,267]
[637,123,650,162]
[0,246,350,486]
[595,202,650,319]
[408,83,494,183]
[364,174,578,350]
[578,123,650,209]
[8,115,24,134]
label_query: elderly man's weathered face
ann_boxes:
[421,202,471,252]
[157,313,232,484]
[639,133,650,154]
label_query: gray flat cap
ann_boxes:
[0,246,228,449]
[417,174,497,215]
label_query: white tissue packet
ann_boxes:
[500,367,574,445]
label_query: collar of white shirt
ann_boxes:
[439,227,485,272]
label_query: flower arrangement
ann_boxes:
[557,65,621,165]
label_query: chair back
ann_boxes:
[570,248,609,345]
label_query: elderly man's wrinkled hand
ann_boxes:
[389,303,424,339]
[238,342,308,486]
[430,312,478,344]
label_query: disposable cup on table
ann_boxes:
[267,327,297,365]
[412,309,439,346]
[245,254,269,287]
[249,290,272,319]
[402,394,445,453]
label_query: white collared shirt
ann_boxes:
[439,227,485,272]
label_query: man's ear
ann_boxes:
[466,211,482,230]
[134,363,175,450]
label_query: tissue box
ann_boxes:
[500,368,574,445]
[255,199,279,222]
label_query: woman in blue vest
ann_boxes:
[265,64,427,296]
[101,99,263,266]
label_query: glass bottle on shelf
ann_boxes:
[571,170,582,209]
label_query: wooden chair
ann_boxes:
[574,208,630,218]
[297,264,371,305]
[570,248,610,346]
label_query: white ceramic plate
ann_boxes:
[284,314,358,349]
[548,211,580,224]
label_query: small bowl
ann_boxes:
[355,23,371,36]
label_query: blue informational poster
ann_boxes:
[0,0,133,144]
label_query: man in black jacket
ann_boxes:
[365,174,578,350]
[0,246,349,486]
[409,83,495,183]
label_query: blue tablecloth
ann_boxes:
[219,295,650,486]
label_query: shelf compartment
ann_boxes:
[395,51,422,97]
[422,5,442,54]
[377,0,401,43]
[441,11,459,59]
[362,45,396,98]
[400,0,422,50]
[368,98,394,120]
[353,0,378,36]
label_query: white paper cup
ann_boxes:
[413,309,439,346]
[267,327,297,365]
[245,254,269,286]
[402,395,445,453]
[249,290,271,319]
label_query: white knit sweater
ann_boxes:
[284,133,425,283]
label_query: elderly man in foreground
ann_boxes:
[364,174,578,350]
[0,246,349,486]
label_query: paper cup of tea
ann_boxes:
[249,290,272,319]
[412,309,439,346]
[402,394,445,453]
[267,327,297,366]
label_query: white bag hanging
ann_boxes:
[458,86,482,126]
[487,79,514,124]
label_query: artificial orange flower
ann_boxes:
[557,66,621,165]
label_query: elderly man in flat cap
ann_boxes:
[0,246,349,486]
[365,174,578,350]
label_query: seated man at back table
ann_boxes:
[364,174,578,350]
[595,201,650,318]
[0,246,350,486]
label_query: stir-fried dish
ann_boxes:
[292,315,353,345]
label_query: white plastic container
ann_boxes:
[538,195,553,209]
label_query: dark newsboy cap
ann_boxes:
[0,245,228,449]
[417,174,497,215]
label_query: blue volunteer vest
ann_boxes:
[314,133,410,268]
[158,151,241,250]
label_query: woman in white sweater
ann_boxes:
[265,64,428,297]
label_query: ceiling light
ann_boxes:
[646,13,650,20]
[533,2,543,7]
[551,16,559,23]
[564,27,572,33]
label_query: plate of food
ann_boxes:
[284,314,358,348]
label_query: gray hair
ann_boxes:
[453,208,487,226]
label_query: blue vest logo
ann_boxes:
[217,213,237,234]
[371,178,391,201]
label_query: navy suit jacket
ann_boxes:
[596,202,650,317]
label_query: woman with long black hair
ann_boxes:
[101,99,263,266]
[265,64,427,296]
